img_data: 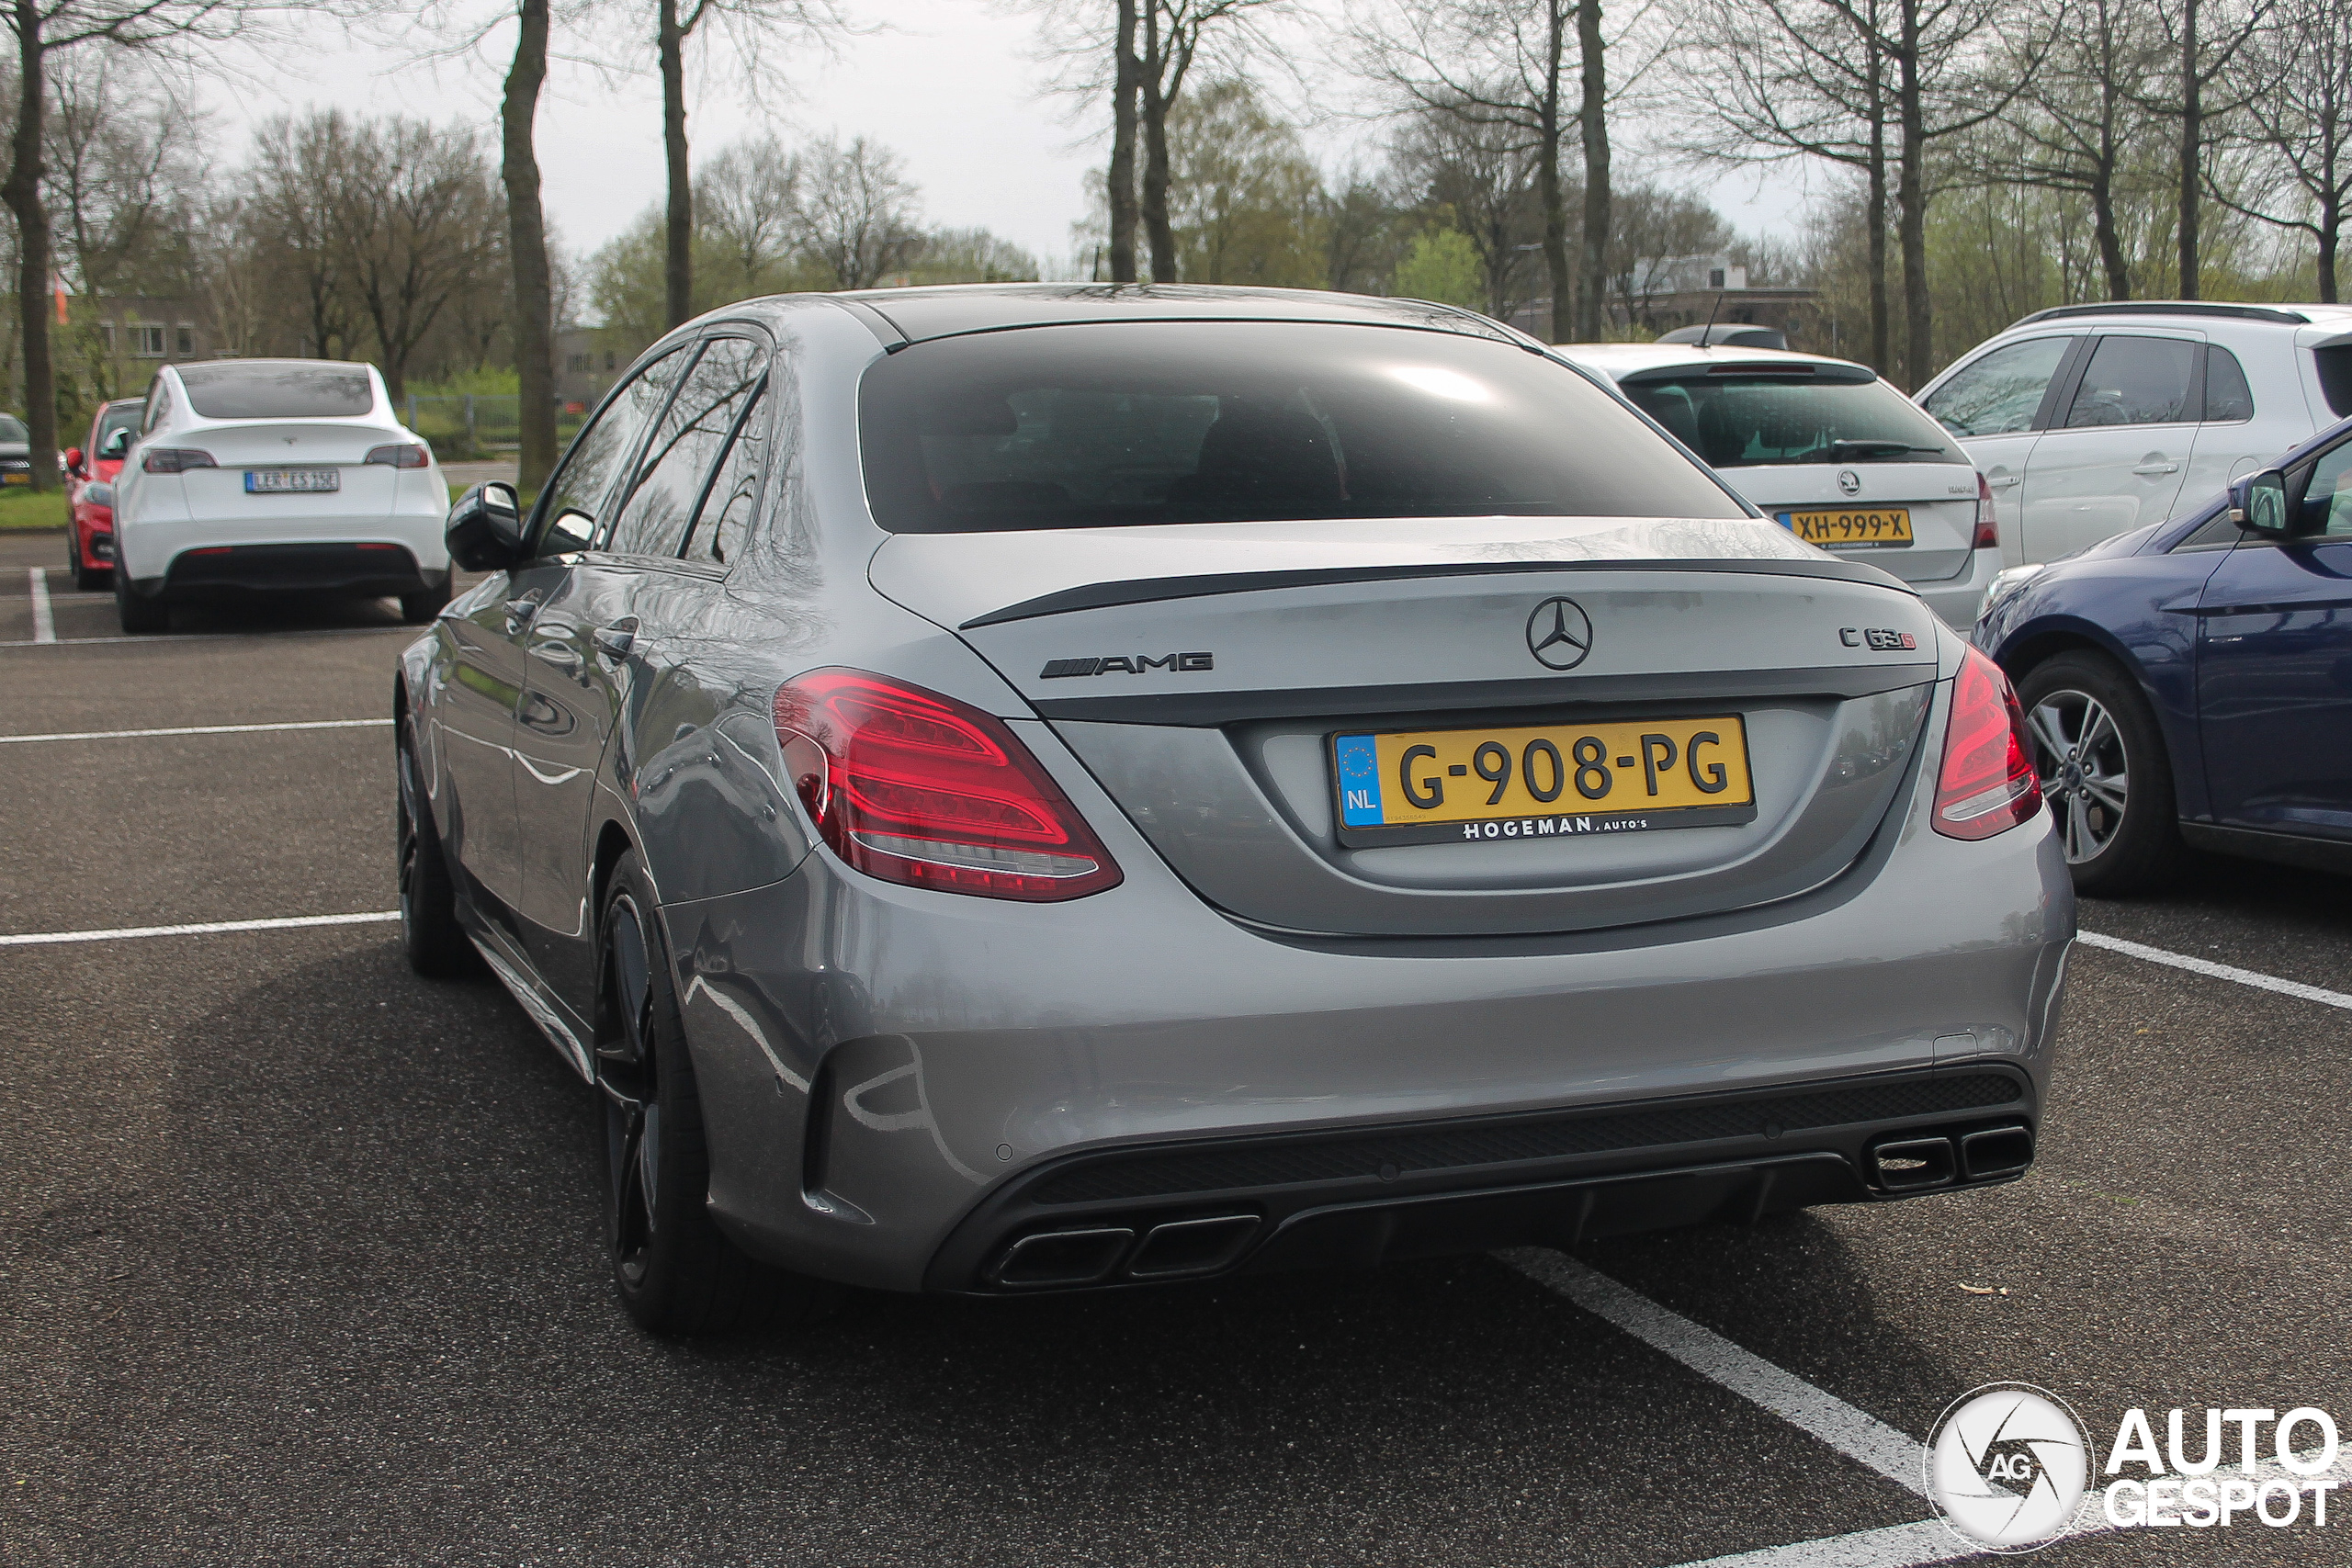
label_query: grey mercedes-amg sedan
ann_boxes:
[394,285,2074,1333]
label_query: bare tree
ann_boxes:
[45,57,205,302]
[1389,102,1542,319]
[2216,0,2349,299]
[1984,0,2162,299]
[1136,0,1283,281]
[249,111,363,358]
[1672,0,1895,368]
[648,0,847,328]
[330,118,503,400]
[695,132,801,291]
[795,133,922,288]
[4,0,265,491]
[2144,0,2268,297]
[502,0,557,490]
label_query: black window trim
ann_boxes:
[674,371,772,570]
[524,336,700,558]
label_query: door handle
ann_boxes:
[2132,461,2179,476]
[528,638,582,676]
[592,620,639,661]
[1986,474,2020,489]
[503,595,541,632]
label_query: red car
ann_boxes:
[63,398,144,590]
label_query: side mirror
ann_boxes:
[446,481,525,570]
[64,446,84,477]
[82,480,113,509]
[2234,468,2291,534]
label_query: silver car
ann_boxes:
[1558,343,2002,627]
[395,285,2075,1331]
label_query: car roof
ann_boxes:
[823,283,1522,345]
[1551,342,1879,380]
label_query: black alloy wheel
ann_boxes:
[594,852,831,1335]
[2016,651,2179,895]
[396,728,478,977]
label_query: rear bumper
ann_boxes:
[657,717,2075,1294]
[1912,547,2003,628]
[925,1065,2037,1292]
[128,542,443,601]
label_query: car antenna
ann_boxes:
[1699,289,1724,347]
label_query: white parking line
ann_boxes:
[0,626,409,649]
[0,717,391,745]
[2076,930,2352,1011]
[0,911,399,947]
[28,567,55,644]
[1510,1251,1928,1495]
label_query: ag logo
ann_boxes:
[1525,597,1593,671]
[1838,468,1862,496]
[1925,1382,2093,1551]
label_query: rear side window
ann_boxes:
[857,321,1746,534]
[1922,337,2072,435]
[177,362,373,420]
[2316,344,2352,419]
[2064,337,2199,427]
[2203,346,2254,422]
[1623,376,1962,468]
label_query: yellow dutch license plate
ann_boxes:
[1784,506,1911,547]
[1332,716,1757,847]
[2,471,29,486]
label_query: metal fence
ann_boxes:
[405,394,520,457]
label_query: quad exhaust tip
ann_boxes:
[1869,1123,2034,1192]
[989,1214,1262,1290]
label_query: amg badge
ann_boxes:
[1040,652,1215,678]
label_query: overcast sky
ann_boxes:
[195,1,1813,283]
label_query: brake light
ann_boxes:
[773,670,1122,901]
[1932,647,2041,840]
[1971,470,1998,551]
[365,443,431,468]
[141,447,215,474]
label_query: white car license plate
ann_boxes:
[245,468,340,494]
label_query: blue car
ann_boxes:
[1978,414,2352,893]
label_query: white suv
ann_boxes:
[1916,302,2352,569]
[1559,342,2000,626]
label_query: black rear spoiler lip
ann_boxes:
[958,556,1916,631]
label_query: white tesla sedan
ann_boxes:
[1556,344,2001,626]
[109,358,452,633]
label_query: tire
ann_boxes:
[2016,651,2180,896]
[114,572,167,634]
[401,580,453,625]
[596,851,833,1336]
[396,725,479,978]
[72,556,108,592]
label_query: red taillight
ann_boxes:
[141,447,215,474]
[365,443,431,468]
[774,670,1123,901]
[1933,647,2041,840]
[1971,470,1999,551]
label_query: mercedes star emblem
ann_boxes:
[1837,468,1862,496]
[1525,596,1593,671]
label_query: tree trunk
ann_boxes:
[1894,1,1931,391]
[2092,155,2130,299]
[1866,39,1889,375]
[1533,3,1569,342]
[1574,0,1610,342]
[4,9,56,493]
[503,0,559,494]
[1139,77,1176,281]
[2177,0,2200,299]
[2321,195,2340,304]
[660,0,692,327]
[1110,0,1139,283]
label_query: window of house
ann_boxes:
[99,321,116,354]
[131,323,166,357]
[1708,268,1726,288]
[605,353,617,371]
[175,324,194,356]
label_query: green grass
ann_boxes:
[0,487,68,530]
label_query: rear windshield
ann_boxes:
[1622,375,1965,468]
[857,321,1746,533]
[178,363,374,421]
[0,415,25,443]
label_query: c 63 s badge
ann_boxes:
[1843,627,1919,651]
[1041,652,1215,678]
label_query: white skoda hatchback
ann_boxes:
[109,359,452,633]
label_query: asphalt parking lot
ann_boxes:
[4,528,2348,1567]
